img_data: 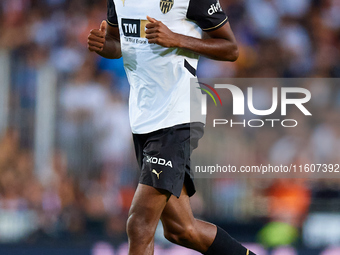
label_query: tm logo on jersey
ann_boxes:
[208,0,222,15]
[146,156,173,168]
[121,18,149,38]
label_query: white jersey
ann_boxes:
[107,0,228,134]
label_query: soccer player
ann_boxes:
[88,0,255,254]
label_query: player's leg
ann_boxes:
[128,125,188,255]
[161,185,256,255]
[161,185,216,252]
[127,183,171,255]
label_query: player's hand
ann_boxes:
[88,20,107,53]
[145,16,179,48]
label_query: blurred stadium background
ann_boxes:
[0,0,340,254]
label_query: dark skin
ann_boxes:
[88,17,238,255]
[145,16,239,61]
[88,17,239,61]
[88,20,122,59]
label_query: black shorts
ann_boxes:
[133,122,204,198]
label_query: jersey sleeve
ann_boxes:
[107,0,118,27]
[186,0,228,31]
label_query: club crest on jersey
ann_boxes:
[160,0,174,14]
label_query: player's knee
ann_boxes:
[164,225,197,246]
[126,213,154,241]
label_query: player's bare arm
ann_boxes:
[87,20,122,59]
[145,16,238,62]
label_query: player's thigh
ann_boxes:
[160,185,196,234]
[128,183,170,229]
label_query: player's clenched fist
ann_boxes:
[88,20,107,53]
[145,16,179,48]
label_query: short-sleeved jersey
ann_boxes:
[107,0,228,134]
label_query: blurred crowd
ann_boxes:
[0,127,134,245]
[0,0,340,250]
